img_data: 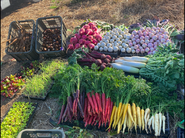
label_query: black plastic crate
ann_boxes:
[35,16,67,58]
[50,112,170,137]
[177,127,184,138]
[6,20,39,62]
[97,50,119,58]
[178,41,184,55]
[119,52,148,57]
[17,129,65,138]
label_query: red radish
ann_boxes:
[70,37,78,44]
[92,26,97,31]
[88,22,96,28]
[79,28,85,35]
[75,43,80,49]
[85,40,91,46]
[83,24,90,30]
[92,39,98,45]
[82,35,87,40]
[75,33,81,40]
[86,29,93,35]
[88,43,95,49]
[87,35,93,41]
[68,44,74,50]
[79,39,85,44]
[95,34,102,41]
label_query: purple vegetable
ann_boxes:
[100,64,106,71]
[104,58,110,64]
[106,55,112,61]
[140,36,144,40]
[148,43,153,47]
[101,54,106,60]
[95,59,102,66]
[136,39,140,43]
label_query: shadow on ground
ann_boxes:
[1,0,42,19]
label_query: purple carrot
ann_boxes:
[67,96,73,112]
[57,104,66,124]
[62,105,68,120]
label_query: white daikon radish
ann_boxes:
[116,59,146,68]
[162,115,166,134]
[111,63,139,74]
[120,56,149,63]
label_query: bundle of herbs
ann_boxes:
[139,42,184,91]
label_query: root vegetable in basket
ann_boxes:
[41,28,61,51]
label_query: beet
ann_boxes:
[104,58,110,64]
[95,59,102,66]
[100,64,106,71]
[106,63,112,67]
[101,54,106,60]
[106,55,112,61]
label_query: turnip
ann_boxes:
[116,38,120,41]
[145,47,150,52]
[136,49,140,54]
[149,39,154,43]
[125,39,129,43]
[161,38,165,43]
[132,49,136,53]
[115,32,119,36]
[68,44,74,50]
[148,51,152,55]
[126,47,132,53]
[133,41,136,45]
[121,48,125,52]
[121,39,125,42]
[154,42,158,46]
[132,30,137,35]
[140,27,145,32]
[131,46,135,50]
[113,46,118,52]
[99,47,104,51]
[152,50,156,54]
[129,42,133,47]
[128,40,132,43]
[139,46,143,50]
[154,45,158,49]
[140,36,145,40]
[134,45,139,49]
[152,35,157,40]
[142,43,147,48]
[148,43,153,47]
[106,32,110,36]
[118,41,122,45]
[160,28,165,33]
[136,39,140,43]
[104,39,109,44]
[110,39,114,43]
[141,49,145,53]
[124,44,129,48]
[150,47,154,52]
[145,36,149,40]
[79,28,85,35]
[107,43,112,47]
[124,28,129,32]
[88,43,95,49]
[135,34,139,39]
[104,46,108,51]
[137,44,141,47]
[118,46,122,50]
[94,45,99,50]
[131,34,135,38]
[114,42,119,47]
[166,39,171,43]
[156,30,159,33]
[108,47,113,52]
[140,39,144,44]
[121,32,125,35]
[149,33,154,38]
[132,38,136,41]
[143,31,148,36]
[145,39,149,44]
[112,35,117,40]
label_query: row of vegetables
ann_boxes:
[53,56,183,136]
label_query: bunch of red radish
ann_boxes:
[84,91,113,130]
[68,22,102,50]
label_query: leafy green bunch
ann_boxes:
[1,102,35,138]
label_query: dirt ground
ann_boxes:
[1,0,184,137]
